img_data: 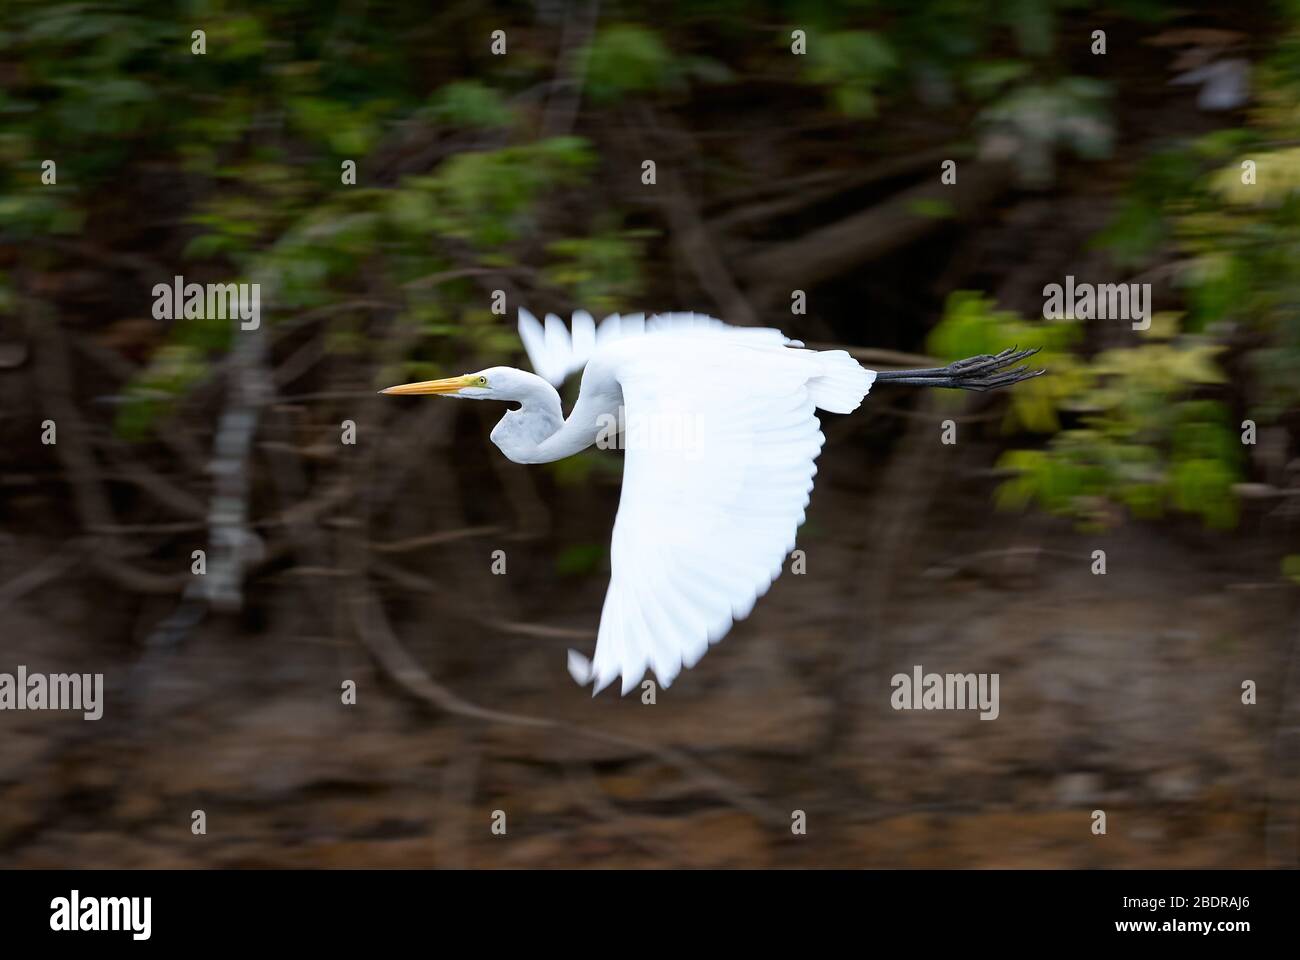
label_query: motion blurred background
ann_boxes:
[1,0,1298,868]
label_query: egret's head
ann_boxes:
[379,366,541,402]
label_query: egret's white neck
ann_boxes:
[489,373,619,465]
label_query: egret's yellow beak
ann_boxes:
[379,374,478,396]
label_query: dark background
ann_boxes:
[1,0,1297,868]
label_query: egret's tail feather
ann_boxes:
[808,350,875,414]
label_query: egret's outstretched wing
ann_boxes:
[568,330,874,694]
[518,308,794,387]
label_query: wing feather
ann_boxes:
[528,310,875,693]
[518,308,795,387]
[578,334,848,694]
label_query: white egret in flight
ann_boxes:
[382,310,1042,695]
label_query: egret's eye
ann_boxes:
[477,376,488,386]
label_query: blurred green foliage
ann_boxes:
[4,0,1300,563]
[801,30,898,118]
[929,292,1085,434]
[0,0,647,438]
[923,10,1300,546]
[580,25,682,103]
[1077,15,1300,553]
[931,291,1239,531]
[555,542,608,576]
[427,81,515,130]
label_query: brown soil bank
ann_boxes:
[1,439,1294,869]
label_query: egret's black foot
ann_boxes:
[875,346,1046,392]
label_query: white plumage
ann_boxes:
[518,309,874,694]
[382,310,1039,694]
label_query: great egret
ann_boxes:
[381,310,1043,695]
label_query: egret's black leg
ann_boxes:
[875,346,1046,392]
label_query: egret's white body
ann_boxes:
[381,309,1041,695]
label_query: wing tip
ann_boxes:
[568,648,594,686]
